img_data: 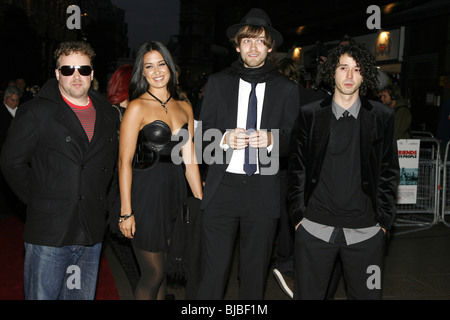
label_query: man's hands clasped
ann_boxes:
[225,128,272,149]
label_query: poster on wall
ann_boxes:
[396,139,420,204]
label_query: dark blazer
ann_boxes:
[199,71,300,218]
[0,78,119,246]
[0,103,16,214]
[0,102,14,148]
[287,96,400,230]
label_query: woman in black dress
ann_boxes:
[118,41,203,300]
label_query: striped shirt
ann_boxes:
[62,96,96,142]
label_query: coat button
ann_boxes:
[311,178,317,184]
[66,136,72,142]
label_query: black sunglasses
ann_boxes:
[59,65,92,76]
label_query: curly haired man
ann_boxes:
[287,43,400,299]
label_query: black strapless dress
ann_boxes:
[125,120,188,252]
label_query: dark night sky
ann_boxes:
[110,0,180,53]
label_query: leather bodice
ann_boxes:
[133,120,188,170]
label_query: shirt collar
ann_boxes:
[3,101,17,117]
[332,96,361,119]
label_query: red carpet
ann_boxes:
[0,216,119,300]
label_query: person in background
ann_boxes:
[175,64,191,104]
[1,85,20,118]
[0,41,120,300]
[15,77,33,104]
[105,64,141,292]
[116,41,202,300]
[288,42,399,299]
[379,84,412,139]
[107,64,133,120]
[0,86,20,147]
[0,85,25,221]
[437,98,450,159]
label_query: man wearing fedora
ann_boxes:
[196,8,300,299]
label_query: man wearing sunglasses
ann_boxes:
[0,41,120,299]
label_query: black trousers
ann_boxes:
[196,173,278,300]
[275,171,342,299]
[274,171,295,275]
[294,225,386,300]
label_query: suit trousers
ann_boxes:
[197,172,278,299]
[274,170,295,275]
[294,225,385,300]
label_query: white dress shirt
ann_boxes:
[221,79,266,175]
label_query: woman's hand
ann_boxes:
[119,215,136,239]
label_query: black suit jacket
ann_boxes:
[0,102,14,148]
[287,96,400,230]
[0,103,15,211]
[199,71,300,218]
[0,78,119,246]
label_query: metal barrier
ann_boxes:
[393,133,441,235]
[441,140,450,227]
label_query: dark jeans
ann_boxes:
[24,242,102,300]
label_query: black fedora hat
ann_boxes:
[226,8,283,47]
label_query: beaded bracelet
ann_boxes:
[118,212,134,223]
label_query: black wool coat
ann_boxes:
[0,78,120,246]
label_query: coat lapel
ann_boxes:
[89,96,107,147]
[359,99,376,172]
[52,100,89,145]
[260,82,276,128]
[312,100,332,160]
[223,77,240,130]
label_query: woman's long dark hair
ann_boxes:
[129,41,180,101]
[320,43,379,96]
